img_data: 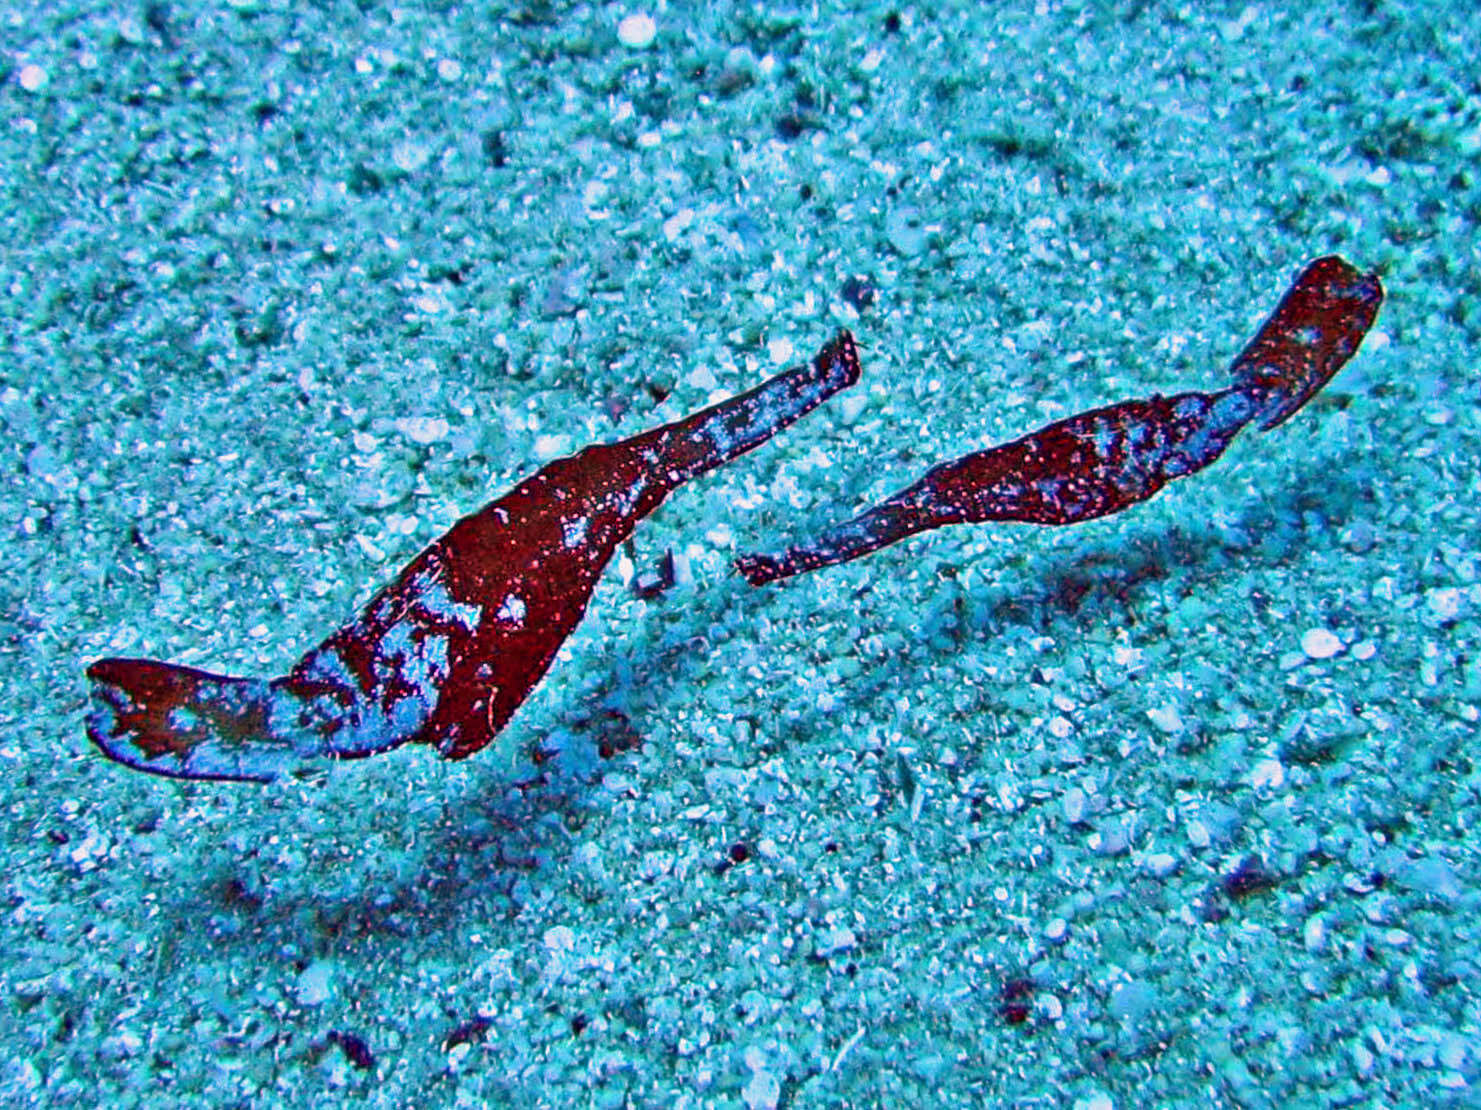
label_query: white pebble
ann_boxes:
[1141,851,1179,878]
[742,1068,781,1110]
[1109,980,1157,1023]
[533,433,572,460]
[885,205,927,256]
[617,12,657,48]
[296,961,335,1006]
[101,1030,143,1058]
[1090,823,1130,856]
[814,925,856,957]
[1427,587,1463,622]
[662,207,693,242]
[18,64,48,92]
[391,139,432,173]
[1301,627,1343,660]
[1401,856,1461,901]
[1061,787,1086,824]
[1146,702,1184,733]
[1303,914,1326,952]
[1249,757,1285,790]
[1438,1033,1468,1070]
[394,415,449,444]
[767,336,795,366]
[1186,818,1211,849]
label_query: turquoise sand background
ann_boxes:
[2,1,1477,1105]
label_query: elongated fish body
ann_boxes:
[87,333,861,781]
[735,257,1383,586]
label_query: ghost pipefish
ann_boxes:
[86,332,862,782]
[734,256,1383,586]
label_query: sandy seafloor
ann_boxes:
[3,0,1479,1105]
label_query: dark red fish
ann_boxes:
[87,333,861,781]
[735,257,1382,585]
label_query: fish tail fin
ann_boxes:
[1230,255,1384,431]
[85,658,319,782]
